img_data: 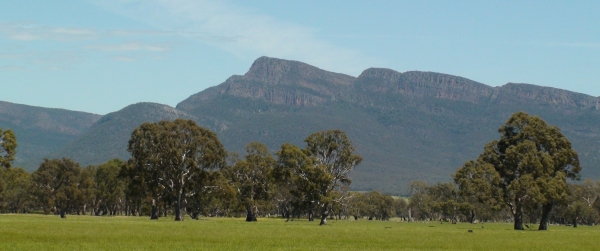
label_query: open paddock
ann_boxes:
[1,215,597,250]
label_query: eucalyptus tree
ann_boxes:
[270,167,294,221]
[427,182,472,223]
[0,127,17,168]
[127,119,227,221]
[0,168,3,208]
[271,144,310,221]
[347,192,367,220]
[393,197,409,219]
[560,182,600,227]
[224,142,275,221]
[185,170,235,219]
[407,181,433,221]
[456,112,580,230]
[89,159,126,216]
[0,167,32,213]
[363,191,395,220]
[578,179,600,208]
[74,166,95,215]
[275,143,328,222]
[119,161,149,216]
[303,130,362,225]
[31,158,83,218]
[454,160,504,223]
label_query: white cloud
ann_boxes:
[0,51,81,71]
[112,56,136,62]
[0,22,97,41]
[0,52,33,60]
[3,0,379,72]
[0,22,177,65]
[91,0,378,75]
[86,42,170,52]
[0,65,26,71]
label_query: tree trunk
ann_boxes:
[573,218,578,228]
[469,210,476,224]
[175,193,184,221]
[246,205,257,222]
[174,204,183,221]
[319,203,329,225]
[408,207,412,222]
[513,203,524,230]
[60,208,66,219]
[538,203,553,230]
[308,208,314,221]
[150,199,159,220]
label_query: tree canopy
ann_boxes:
[4,114,595,228]
[31,158,84,218]
[455,111,580,230]
[304,130,362,225]
[0,128,17,168]
[224,142,275,221]
[127,119,227,221]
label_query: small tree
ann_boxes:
[304,130,362,225]
[224,142,275,221]
[0,128,17,168]
[275,143,329,222]
[407,181,433,221]
[0,167,32,213]
[454,160,504,223]
[90,159,126,216]
[31,158,83,218]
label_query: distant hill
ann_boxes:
[174,57,600,193]
[4,57,600,194]
[0,101,101,170]
[49,102,201,165]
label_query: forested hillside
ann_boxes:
[3,57,600,193]
[0,101,101,170]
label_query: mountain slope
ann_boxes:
[0,101,101,170]
[6,56,600,194]
[49,102,202,165]
[176,57,600,193]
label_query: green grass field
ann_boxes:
[1,214,598,251]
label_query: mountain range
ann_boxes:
[2,56,599,194]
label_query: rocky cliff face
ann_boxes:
[245,56,355,88]
[492,83,599,109]
[355,68,494,104]
[178,57,355,109]
[213,57,600,112]
[173,57,600,193]
[216,77,331,106]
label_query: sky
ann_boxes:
[1,0,599,115]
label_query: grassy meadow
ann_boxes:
[1,214,598,251]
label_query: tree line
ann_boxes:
[0,112,597,230]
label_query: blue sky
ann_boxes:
[1,0,599,115]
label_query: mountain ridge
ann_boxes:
[3,56,600,194]
[0,101,101,168]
